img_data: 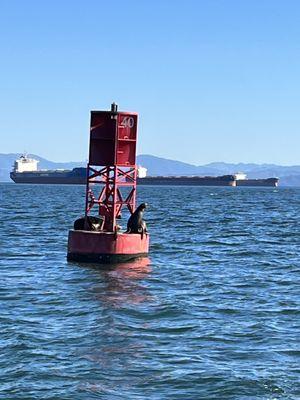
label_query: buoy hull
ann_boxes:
[67,230,150,263]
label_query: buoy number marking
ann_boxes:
[120,116,135,129]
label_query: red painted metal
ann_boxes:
[68,231,149,256]
[86,108,138,231]
[67,103,149,263]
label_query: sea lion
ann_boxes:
[126,203,148,236]
[74,216,104,231]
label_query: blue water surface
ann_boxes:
[0,184,299,399]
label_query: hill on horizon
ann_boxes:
[1,153,300,186]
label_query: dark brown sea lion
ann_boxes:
[73,216,104,231]
[126,203,148,236]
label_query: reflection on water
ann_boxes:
[77,257,153,307]
[105,256,152,280]
[74,258,153,394]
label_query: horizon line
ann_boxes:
[1,152,300,168]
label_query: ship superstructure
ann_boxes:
[13,154,39,173]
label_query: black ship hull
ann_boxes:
[137,176,236,186]
[10,167,87,184]
[236,178,278,187]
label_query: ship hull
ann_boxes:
[236,178,278,187]
[137,176,236,186]
[10,174,85,184]
[10,168,86,184]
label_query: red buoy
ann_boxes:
[67,103,150,263]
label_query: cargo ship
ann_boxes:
[10,155,279,187]
[10,155,86,184]
[236,178,279,187]
[231,172,279,187]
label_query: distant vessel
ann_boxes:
[233,172,279,187]
[10,154,86,184]
[10,155,279,187]
[235,177,279,187]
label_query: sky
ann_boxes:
[0,0,300,165]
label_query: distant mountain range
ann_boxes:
[1,153,300,186]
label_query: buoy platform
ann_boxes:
[67,231,149,263]
[67,103,150,263]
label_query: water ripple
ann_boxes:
[0,184,299,399]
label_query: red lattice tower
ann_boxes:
[85,103,138,232]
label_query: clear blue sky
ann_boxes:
[0,0,299,165]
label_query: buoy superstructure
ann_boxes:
[67,103,149,263]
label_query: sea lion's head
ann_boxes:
[137,202,148,211]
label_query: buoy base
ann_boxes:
[67,252,148,264]
[67,230,150,264]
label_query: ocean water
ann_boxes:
[0,183,299,400]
